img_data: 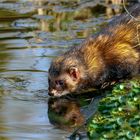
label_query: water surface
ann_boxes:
[0,0,121,139]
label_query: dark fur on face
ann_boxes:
[48,5,140,97]
[48,55,87,96]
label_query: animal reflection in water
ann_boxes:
[48,97,86,130]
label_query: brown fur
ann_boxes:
[48,5,140,96]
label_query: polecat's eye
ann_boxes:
[55,80,64,86]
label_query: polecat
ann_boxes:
[48,5,140,96]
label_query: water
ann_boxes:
[0,0,122,139]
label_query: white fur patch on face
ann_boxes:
[53,90,70,97]
[51,89,58,95]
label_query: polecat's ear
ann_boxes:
[69,67,80,81]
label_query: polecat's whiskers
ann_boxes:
[123,0,138,21]
[136,24,140,46]
[132,43,140,49]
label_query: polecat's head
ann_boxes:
[48,55,84,96]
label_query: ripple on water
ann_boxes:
[0,0,113,139]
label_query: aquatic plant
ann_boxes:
[88,77,140,140]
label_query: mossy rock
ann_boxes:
[87,76,140,140]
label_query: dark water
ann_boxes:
[0,0,123,140]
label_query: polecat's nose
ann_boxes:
[48,92,53,96]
